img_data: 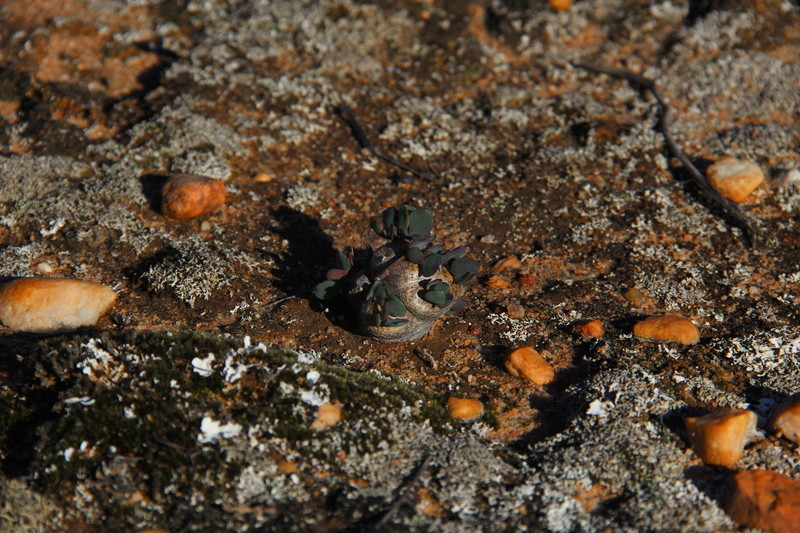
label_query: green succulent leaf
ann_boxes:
[406,246,424,264]
[423,290,450,307]
[429,281,450,294]
[365,279,383,302]
[371,219,385,238]
[420,254,442,277]
[440,247,466,264]
[335,249,351,271]
[380,207,396,238]
[382,207,396,229]
[386,295,407,317]
[447,297,467,315]
[409,235,434,250]
[383,317,409,327]
[396,206,410,237]
[426,243,443,255]
[314,280,342,300]
[449,257,479,284]
[407,207,433,236]
[374,286,388,305]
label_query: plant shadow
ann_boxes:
[268,206,336,299]
[267,207,368,336]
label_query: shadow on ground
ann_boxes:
[268,206,336,303]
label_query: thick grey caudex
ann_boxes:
[314,205,479,342]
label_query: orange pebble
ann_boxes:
[725,470,800,533]
[487,275,512,290]
[270,450,299,473]
[517,273,536,287]
[633,315,699,345]
[768,393,800,444]
[161,174,226,219]
[685,409,757,467]
[277,459,299,473]
[505,347,555,386]
[506,303,526,319]
[0,278,117,333]
[574,320,604,339]
[311,402,342,430]
[493,256,521,271]
[706,157,764,203]
[624,287,647,306]
[549,0,573,11]
[447,397,484,420]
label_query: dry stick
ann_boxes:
[573,62,756,247]
[264,294,297,308]
[332,102,430,180]
[375,452,431,528]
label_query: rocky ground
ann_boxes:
[1,0,800,530]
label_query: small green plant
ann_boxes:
[314,205,479,342]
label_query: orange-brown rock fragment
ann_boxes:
[549,0,573,11]
[161,174,227,219]
[768,393,800,444]
[254,172,274,183]
[277,459,299,473]
[0,99,20,123]
[725,470,800,533]
[311,402,342,430]
[486,274,511,290]
[706,157,765,203]
[633,315,699,345]
[505,303,525,319]
[416,487,444,517]
[684,409,757,467]
[624,287,647,306]
[270,450,299,473]
[493,256,521,271]
[487,275,512,290]
[505,347,555,386]
[0,278,117,333]
[447,397,484,420]
[574,320,604,339]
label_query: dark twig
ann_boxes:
[573,62,756,247]
[264,294,297,308]
[332,102,429,180]
[375,452,431,529]
[414,347,438,370]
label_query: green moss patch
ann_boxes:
[0,330,453,529]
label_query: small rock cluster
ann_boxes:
[0,173,227,333]
[679,397,800,531]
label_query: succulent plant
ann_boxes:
[314,205,479,342]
